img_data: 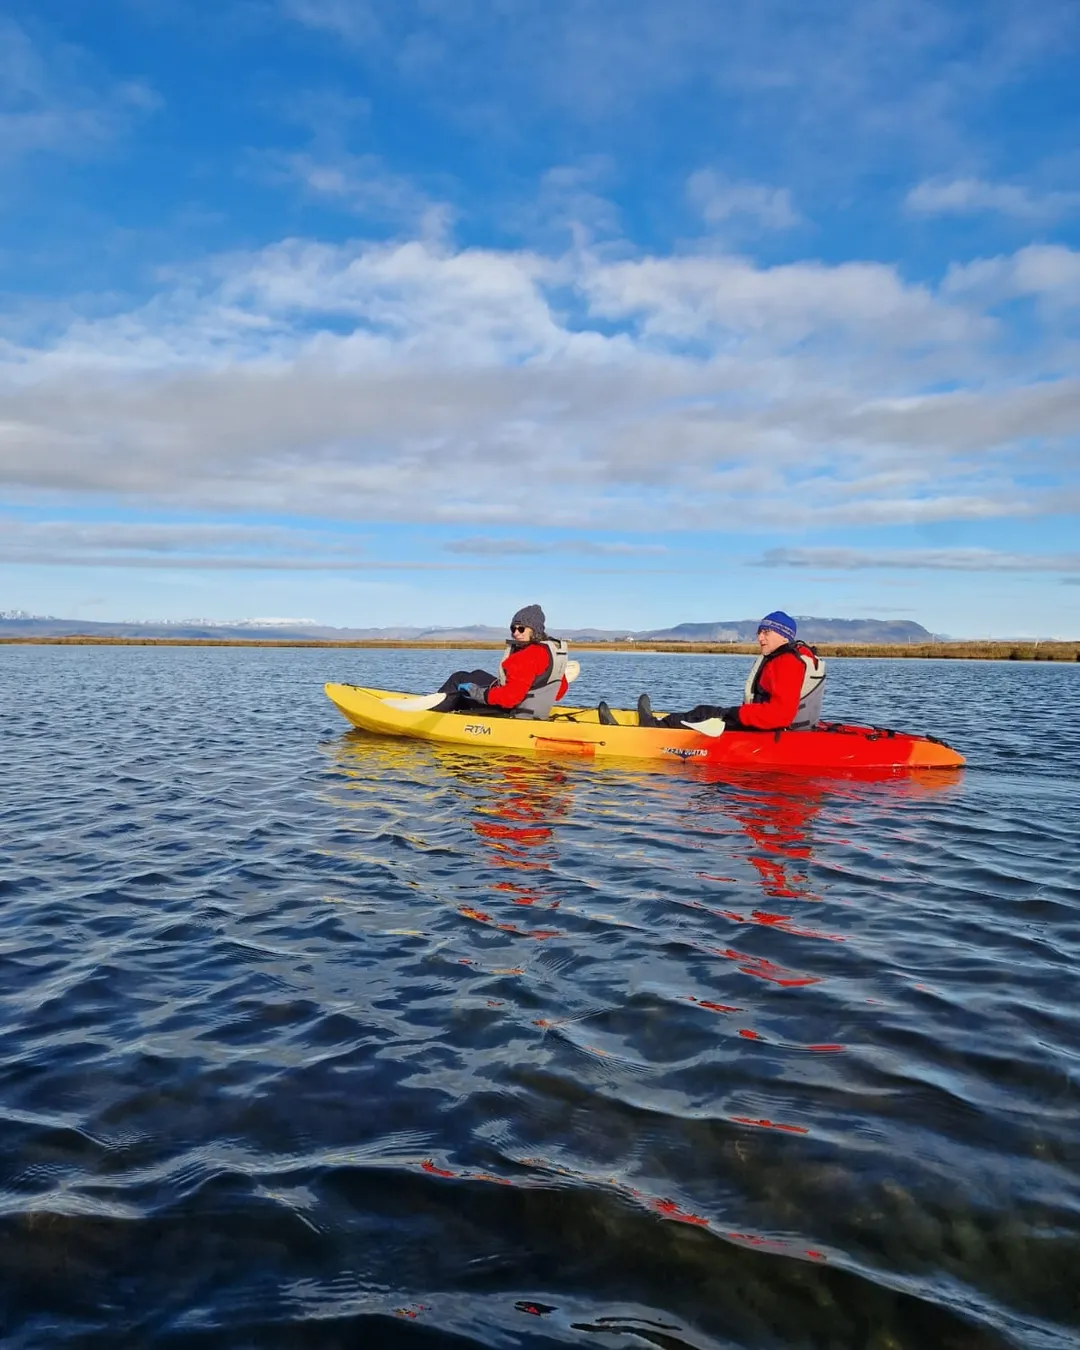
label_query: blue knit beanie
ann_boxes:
[758,610,797,642]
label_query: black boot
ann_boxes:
[637,693,660,727]
[597,701,617,726]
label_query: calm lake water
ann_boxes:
[1,645,1078,1349]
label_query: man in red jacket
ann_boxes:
[434,605,569,716]
[635,611,824,731]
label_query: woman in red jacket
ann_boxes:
[435,605,570,719]
[635,611,826,731]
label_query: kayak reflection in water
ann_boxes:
[725,775,823,904]
[625,611,826,733]
[472,759,572,909]
[432,604,573,719]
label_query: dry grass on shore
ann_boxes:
[808,641,1080,662]
[2,636,1079,661]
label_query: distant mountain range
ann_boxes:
[0,612,938,643]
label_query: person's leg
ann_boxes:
[437,669,494,693]
[658,703,727,728]
[433,670,496,712]
[639,692,722,728]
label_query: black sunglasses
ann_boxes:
[510,624,528,633]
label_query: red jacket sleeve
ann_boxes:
[736,651,804,730]
[484,644,567,709]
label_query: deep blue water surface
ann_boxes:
[1,646,1079,1349]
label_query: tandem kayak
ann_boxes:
[324,684,965,771]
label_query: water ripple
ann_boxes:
[1,645,1078,1348]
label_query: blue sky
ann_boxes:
[1,0,1079,636]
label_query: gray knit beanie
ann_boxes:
[510,604,545,636]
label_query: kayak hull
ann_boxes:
[324,684,965,772]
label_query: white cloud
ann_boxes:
[280,0,381,45]
[758,547,1080,572]
[513,161,623,249]
[0,232,1077,535]
[944,244,1080,307]
[581,253,982,345]
[0,17,157,166]
[444,537,667,557]
[906,177,1080,222]
[277,0,1080,182]
[688,169,801,231]
[0,516,676,573]
[275,151,440,227]
[0,517,368,569]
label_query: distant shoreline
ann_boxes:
[3,636,1078,661]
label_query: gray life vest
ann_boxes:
[496,638,569,719]
[743,642,826,729]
